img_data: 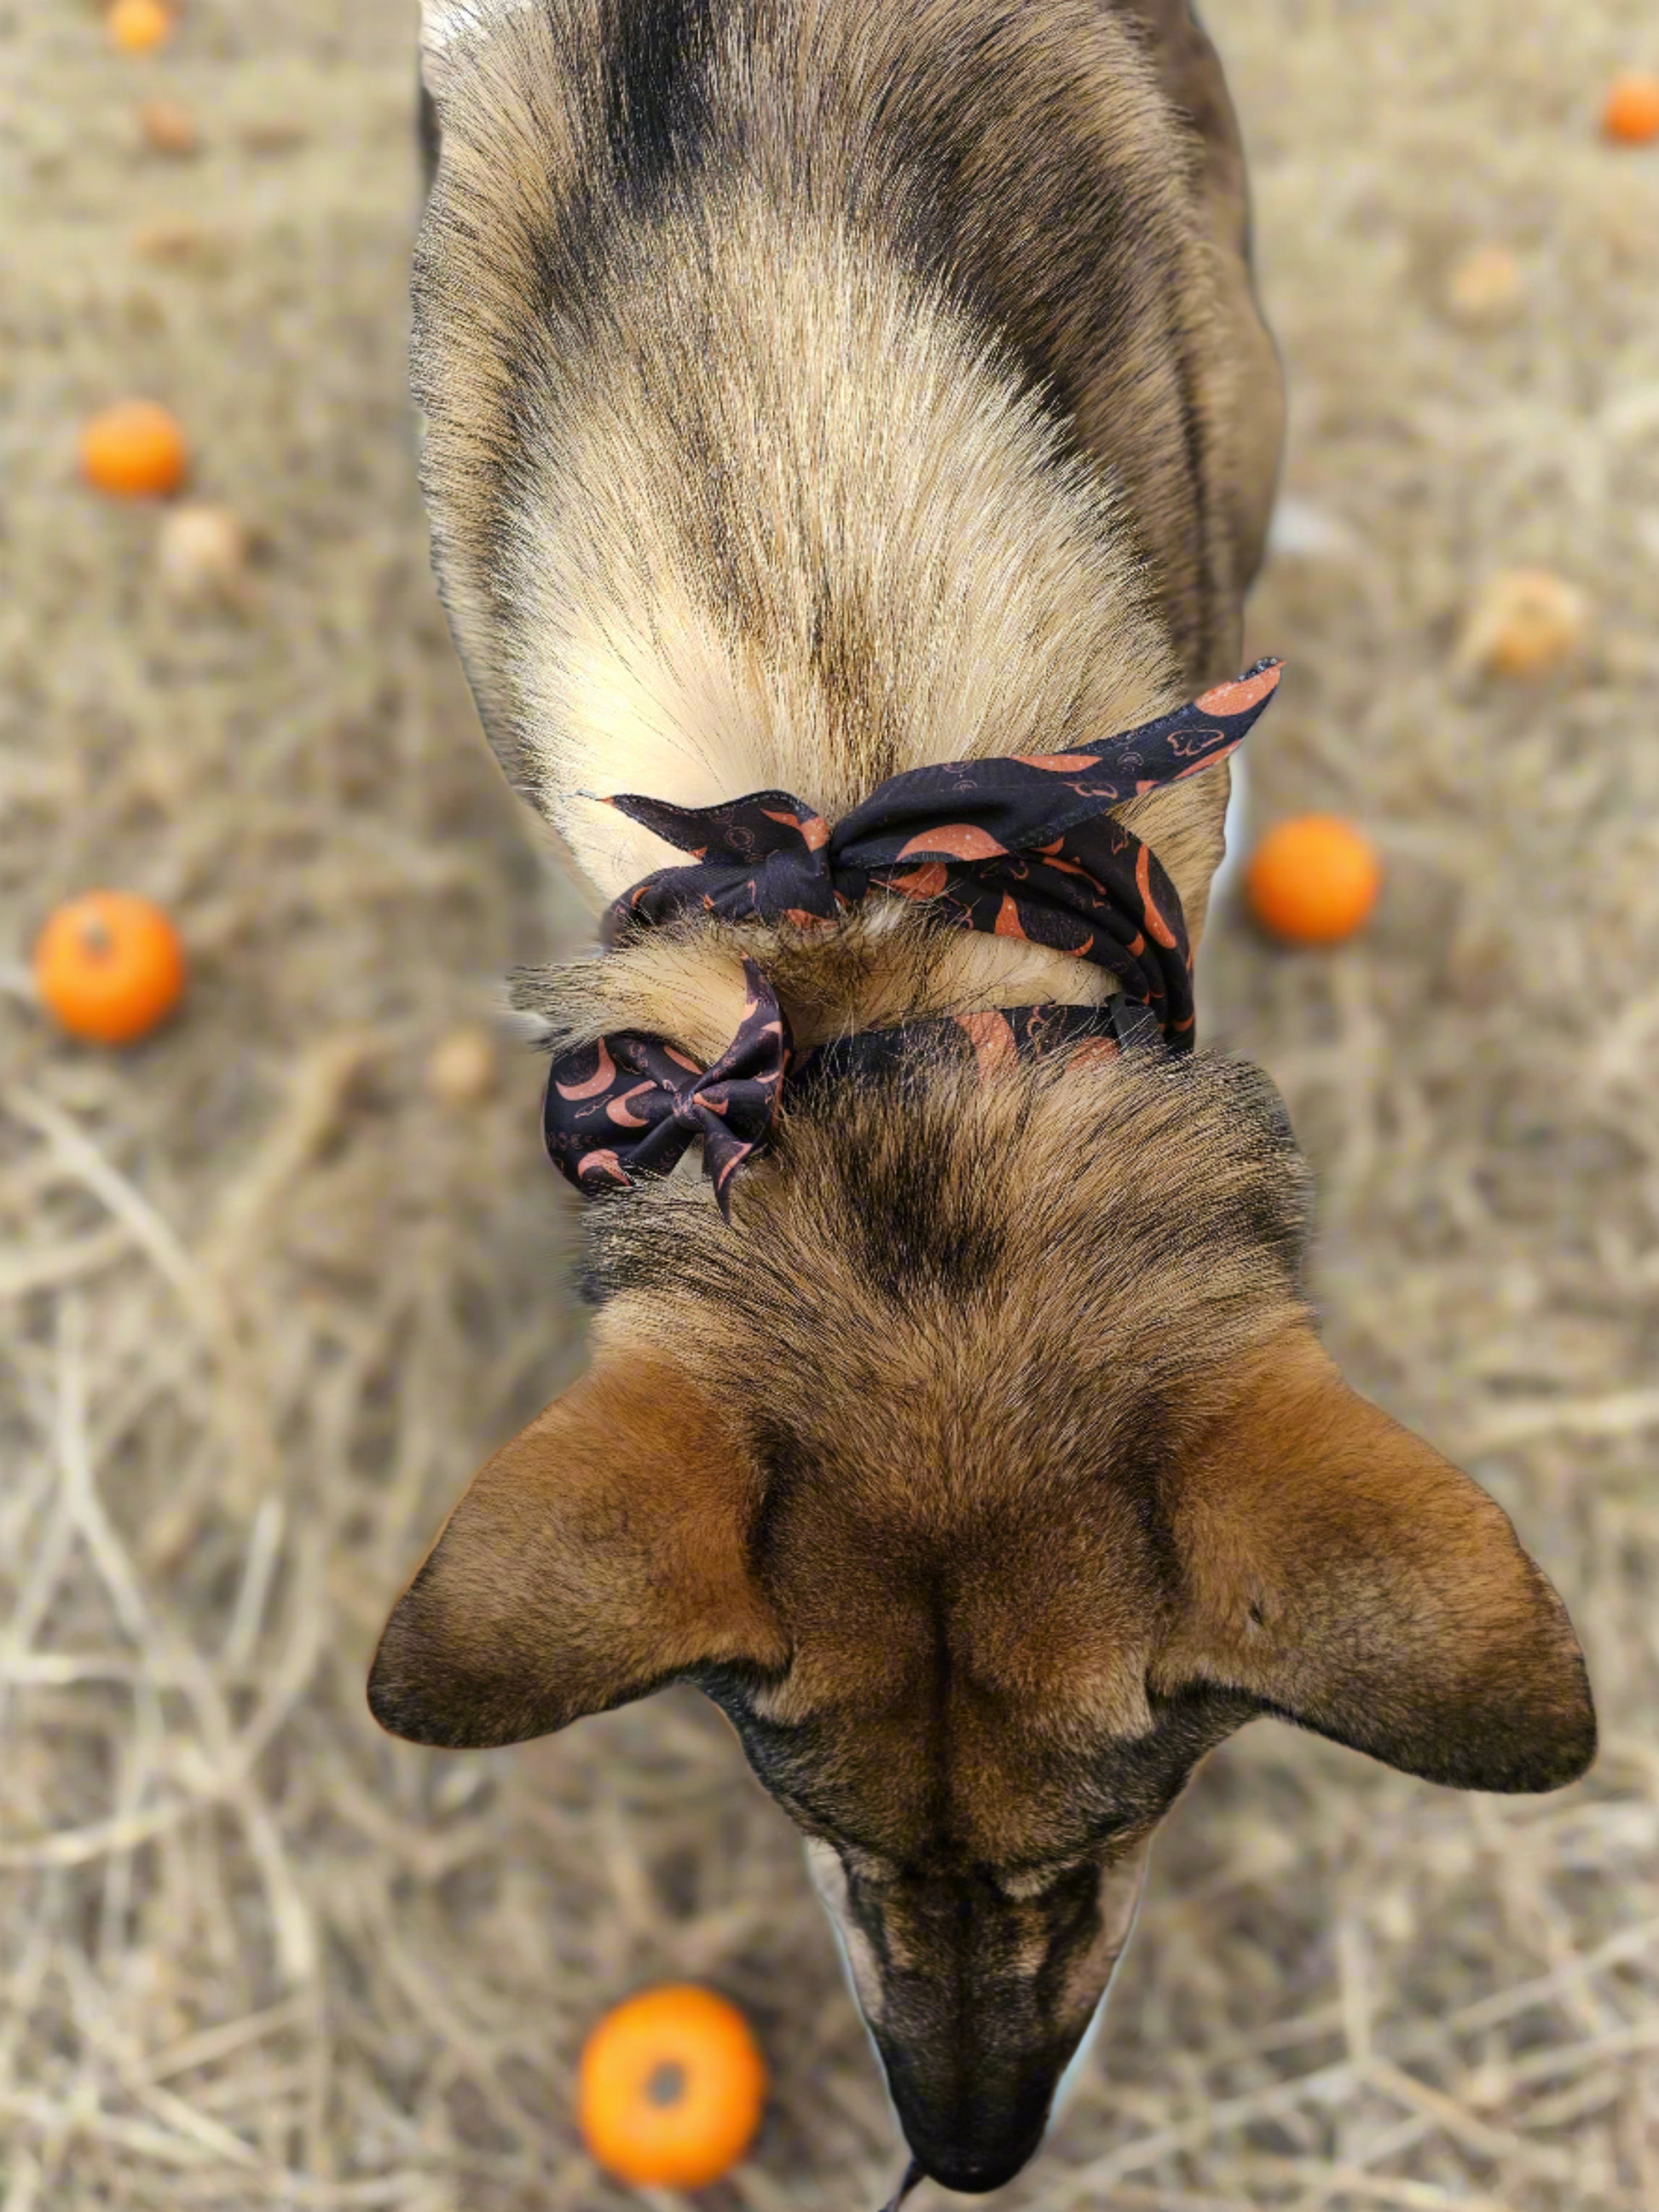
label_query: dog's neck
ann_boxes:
[512,736,1230,1072]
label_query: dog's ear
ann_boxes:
[367,1341,786,1748]
[1165,1331,1596,1792]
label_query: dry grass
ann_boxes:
[3,3,1657,2208]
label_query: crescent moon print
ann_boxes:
[554,1040,617,1101]
[956,1009,1020,1081]
[894,824,1009,862]
[886,863,950,899]
[575,1149,630,1187]
[1069,1036,1123,1071]
[1196,661,1282,716]
[604,1083,656,1129]
[758,807,831,852]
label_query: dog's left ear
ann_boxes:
[367,1339,787,1748]
[1162,1331,1597,1793]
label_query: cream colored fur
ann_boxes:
[413,0,1265,1047]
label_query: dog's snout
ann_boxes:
[880,2039,1057,2198]
[845,1852,1151,2198]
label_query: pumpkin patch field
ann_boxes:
[3,6,1656,2210]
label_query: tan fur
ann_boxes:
[383,5,1590,2190]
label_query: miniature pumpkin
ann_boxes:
[579,1984,767,2189]
[34,892,187,1045]
[107,0,173,55]
[1603,72,1659,146]
[81,400,189,500]
[1246,815,1382,946]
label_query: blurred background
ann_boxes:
[3,3,1656,2208]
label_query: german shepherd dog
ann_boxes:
[373,3,1596,2195]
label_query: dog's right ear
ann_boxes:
[367,1338,787,1749]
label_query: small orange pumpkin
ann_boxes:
[1246,815,1382,947]
[578,1984,767,2189]
[34,892,188,1045]
[107,0,173,54]
[80,400,189,500]
[1602,72,1659,146]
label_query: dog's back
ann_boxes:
[417,0,1281,929]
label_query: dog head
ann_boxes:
[368,1043,1594,2192]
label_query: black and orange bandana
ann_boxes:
[545,661,1283,1215]
[600,660,1282,1040]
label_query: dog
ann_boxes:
[373,5,1596,2195]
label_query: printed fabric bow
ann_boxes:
[544,958,789,1218]
[598,659,1284,1046]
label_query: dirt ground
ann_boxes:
[3,3,1657,2209]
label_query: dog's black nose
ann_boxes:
[908,2124,1046,2196]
